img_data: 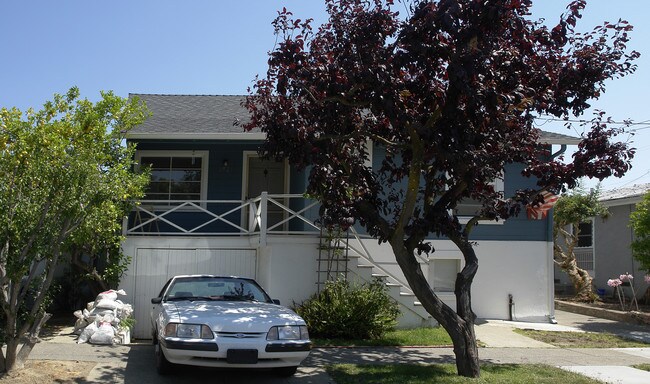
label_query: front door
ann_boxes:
[245,156,287,231]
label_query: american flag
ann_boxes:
[526,191,559,220]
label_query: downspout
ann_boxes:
[546,144,566,324]
[551,144,567,160]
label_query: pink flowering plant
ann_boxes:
[608,273,640,311]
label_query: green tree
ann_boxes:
[0,88,149,372]
[553,188,609,302]
[630,191,650,272]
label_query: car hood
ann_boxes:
[163,300,305,332]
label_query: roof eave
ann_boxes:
[538,138,582,145]
[126,132,266,141]
[600,195,644,207]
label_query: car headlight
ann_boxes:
[163,323,213,339]
[267,325,309,341]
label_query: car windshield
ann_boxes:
[165,277,271,303]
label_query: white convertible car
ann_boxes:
[150,275,311,376]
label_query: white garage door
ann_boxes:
[132,248,257,339]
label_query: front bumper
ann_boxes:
[160,337,311,368]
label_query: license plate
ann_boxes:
[226,349,258,364]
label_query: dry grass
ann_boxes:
[514,329,650,348]
[0,360,96,383]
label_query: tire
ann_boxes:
[274,366,298,377]
[155,342,174,375]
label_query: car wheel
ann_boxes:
[274,366,298,377]
[155,342,174,375]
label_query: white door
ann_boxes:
[133,248,257,339]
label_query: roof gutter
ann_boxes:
[126,132,267,141]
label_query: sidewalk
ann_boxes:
[23,309,650,383]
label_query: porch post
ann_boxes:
[122,216,128,236]
[260,191,268,247]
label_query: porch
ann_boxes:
[124,192,323,242]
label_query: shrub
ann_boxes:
[295,278,400,339]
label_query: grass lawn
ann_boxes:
[514,329,650,348]
[634,364,650,372]
[313,327,452,347]
[327,363,602,383]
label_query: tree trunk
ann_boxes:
[563,258,597,302]
[554,228,598,302]
[390,240,481,378]
[3,337,20,372]
[445,320,480,377]
[16,312,52,367]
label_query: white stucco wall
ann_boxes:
[121,235,553,338]
[357,239,553,322]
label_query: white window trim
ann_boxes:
[457,176,505,225]
[135,150,209,209]
[570,218,595,273]
[573,218,595,249]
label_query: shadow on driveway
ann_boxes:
[87,345,331,383]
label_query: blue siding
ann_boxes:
[129,139,550,241]
[371,144,550,242]
[130,139,317,233]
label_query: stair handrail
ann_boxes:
[346,227,431,297]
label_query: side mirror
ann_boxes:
[151,297,162,304]
[272,299,281,305]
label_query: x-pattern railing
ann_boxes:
[125,193,321,239]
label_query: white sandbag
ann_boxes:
[77,322,98,344]
[96,298,119,310]
[97,313,115,323]
[96,289,125,300]
[96,290,118,301]
[73,318,88,335]
[116,304,133,319]
[90,322,115,345]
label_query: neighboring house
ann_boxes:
[554,184,650,298]
[119,94,580,339]
[563,184,650,298]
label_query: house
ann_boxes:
[119,94,580,339]
[554,184,650,298]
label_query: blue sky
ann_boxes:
[1,1,648,191]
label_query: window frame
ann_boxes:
[455,176,505,225]
[431,258,461,293]
[135,150,209,209]
[575,220,594,248]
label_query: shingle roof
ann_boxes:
[537,130,581,145]
[128,94,252,136]
[599,183,650,205]
[127,94,580,144]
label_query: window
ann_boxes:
[455,177,505,219]
[576,221,593,248]
[432,259,460,292]
[136,151,208,205]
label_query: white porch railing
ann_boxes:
[124,193,322,243]
[574,247,594,272]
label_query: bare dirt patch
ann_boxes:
[0,360,96,383]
